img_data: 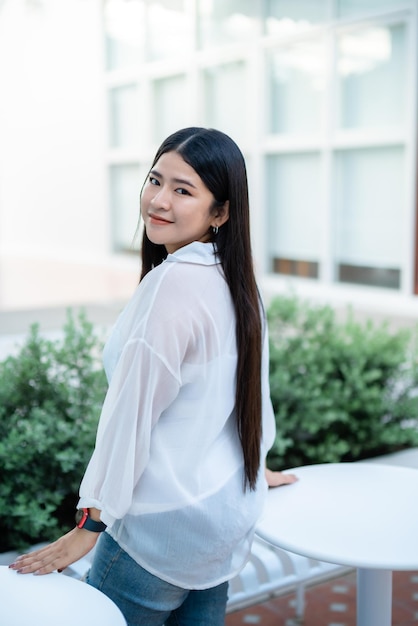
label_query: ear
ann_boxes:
[212,200,229,229]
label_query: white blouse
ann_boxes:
[78,241,276,589]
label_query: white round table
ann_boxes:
[256,462,418,626]
[0,566,127,625]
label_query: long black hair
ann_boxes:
[140,128,262,490]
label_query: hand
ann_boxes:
[265,467,298,488]
[8,527,99,575]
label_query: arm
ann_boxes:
[11,338,181,575]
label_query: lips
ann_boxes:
[148,213,173,225]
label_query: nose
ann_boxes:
[150,185,171,210]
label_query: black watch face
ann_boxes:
[75,509,84,525]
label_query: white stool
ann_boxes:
[0,566,126,625]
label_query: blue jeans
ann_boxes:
[86,532,229,626]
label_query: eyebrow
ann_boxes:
[150,168,197,189]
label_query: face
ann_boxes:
[141,151,228,254]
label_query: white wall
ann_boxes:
[0,0,138,310]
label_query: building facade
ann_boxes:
[104,0,418,318]
[0,0,417,320]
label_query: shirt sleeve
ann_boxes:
[78,337,181,527]
[261,316,277,455]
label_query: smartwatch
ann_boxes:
[75,508,107,532]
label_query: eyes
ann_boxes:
[148,176,190,196]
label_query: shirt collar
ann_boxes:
[165,242,220,266]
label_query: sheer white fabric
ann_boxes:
[78,241,276,588]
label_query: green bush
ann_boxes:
[267,296,418,471]
[2,299,418,550]
[0,311,107,551]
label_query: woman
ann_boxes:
[10,128,296,625]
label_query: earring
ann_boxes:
[212,225,219,235]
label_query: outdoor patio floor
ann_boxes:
[226,569,418,625]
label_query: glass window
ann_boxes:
[336,23,406,129]
[146,0,192,61]
[334,147,404,289]
[104,0,145,70]
[152,75,189,145]
[267,37,327,135]
[109,84,141,149]
[109,164,143,252]
[203,62,247,143]
[264,0,330,37]
[267,153,322,277]
[337,0,409,19]
[197,0,258,49]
